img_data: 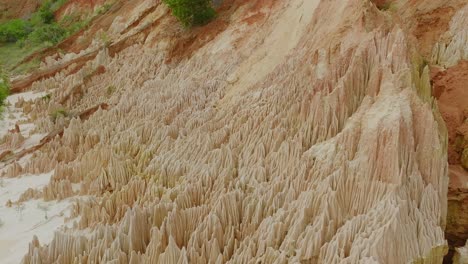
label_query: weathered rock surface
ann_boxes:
[0,0,466,263]
[428,4,468,263]
[453,241,468,264]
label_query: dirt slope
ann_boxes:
[0,0,41,22]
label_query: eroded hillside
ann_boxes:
[0,0,467,263]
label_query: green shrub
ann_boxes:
[163,0,216,27]
[36,0,68,25]
[41,93,52,102]
[0,0,85,75]
[0,72,9,108]
[49,107,68,122]
[39,1,56,24]
[27,23,67,44]
[0,83,8,107]
[0,19,32,43]
[0,0,69,45]
[29,0,57,27]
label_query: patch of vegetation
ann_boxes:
[163,0,216,27]
[0,69,9,111]
[10,57,42,75]
[49,107,68,122]
[0,0,82,74]
[38,1,56,24]
[377,2,396,12]
[41,93,52,102]
[0,1,118,75]
[0,19,31,43]
[0,82,8,107]
[0,41,46,73]
[15,203,25,221]
[106,85,116,95]
[97,31,111,46]
[27,23,67,45]
[0,0,70,46]
[37,203,50,219]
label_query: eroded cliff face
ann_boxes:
[428,4,468,262]
[0,0,467,263]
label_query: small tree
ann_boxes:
[37,203,50,220]
[16,203,25,220]
[0,19,31,43]
[0,69,9,108]
[27,23,67,44]
[37,2,55,24]
[163,0,216,27]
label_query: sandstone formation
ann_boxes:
[429,4,468,262]
[453,241,468,264]
[0,0,466,263]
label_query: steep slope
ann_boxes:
[429,4,468,262]
[0,0,466,263]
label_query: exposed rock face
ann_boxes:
[432,61,468,167]
[432,4,468,67]
[0,0,466,263]
[447,177,468,254]
[428,4,468,263]
[453,241,468,264]
[55,0,110,20]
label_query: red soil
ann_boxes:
[413,6,455,58]
[432,61,468,165]
[433,61,468,264]
[166,0,276,63]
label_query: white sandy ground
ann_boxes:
[0,91,48,138]
[1,91,73,264]
[0,172,74,264]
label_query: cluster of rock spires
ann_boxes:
[1,0,467,263]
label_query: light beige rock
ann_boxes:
[432,5,468,67]
[453,240,468,264]
[1,0,462,263]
